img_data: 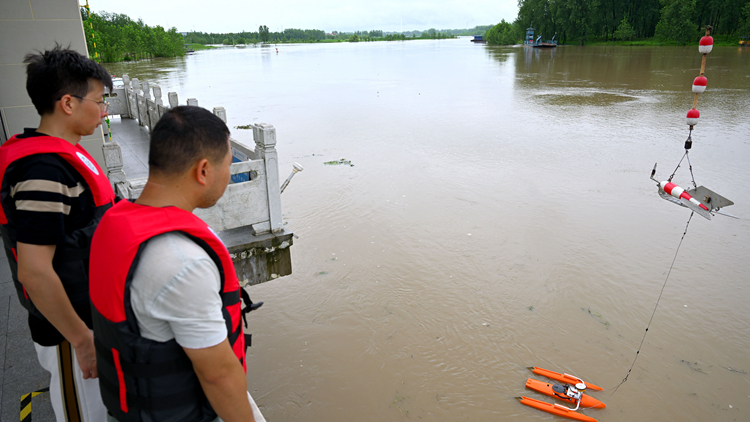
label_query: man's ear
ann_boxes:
[195,158,210,186]
[59,94,76,116]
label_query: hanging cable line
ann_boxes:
[609,213,693,396]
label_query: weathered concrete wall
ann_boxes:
[0,0,107,167]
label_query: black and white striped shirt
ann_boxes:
[4,129,95,246]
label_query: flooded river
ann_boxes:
[105,39,750,421]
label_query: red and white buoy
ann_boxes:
[692,76,707,94]
[660,181,709,211]
[686,109,700,126]
[699,36,713,54]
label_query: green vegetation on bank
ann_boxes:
[81,8,185,62]
[185,43,216,51]
[485,0,750,45]
[186,27,456,45]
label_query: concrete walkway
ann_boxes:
[107,116,151,180]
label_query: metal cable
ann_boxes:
[608,213,693,396]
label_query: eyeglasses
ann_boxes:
[70,95,110,112]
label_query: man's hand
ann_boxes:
[183,338,255,422]
[16,242,97,378]
[71,330,98,379]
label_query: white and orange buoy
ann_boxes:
[692,76,707,94]
[699,36,713,54]
[686,109,700,126]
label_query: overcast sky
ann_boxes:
[89,0,519,34]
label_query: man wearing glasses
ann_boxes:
[0,45,114,421]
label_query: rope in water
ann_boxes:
[608,213,693,396]
[83,0,113,141]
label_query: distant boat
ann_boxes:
[471,35,487,43]
[532,34,557,48]
[523,25,557,48]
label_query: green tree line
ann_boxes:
[185,26,454,45]
[487,0,750,45]
[81,8,185,62]
[186,27,327,44]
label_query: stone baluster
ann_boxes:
[101,142,129,198]
[131,78,141,96]
[152,85,163,105]
[123,75,137,119]
[254,124,283,233]
[213,107,227,123]
[187,98,199,106]
[142,81,151,101]
[167,92,178,108]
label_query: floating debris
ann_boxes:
[721,366,748,375]
[583,307,610,328]
[324,158,354,167]
[680,359,708,374]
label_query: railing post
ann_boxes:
[142,81,151,101]
[168,92,179,108]
[213,107,227,123]
[131,78,141,96]
[254,123,283,233]
[101,142,129,198]
[187,98,199,106]
[152,85,163,105]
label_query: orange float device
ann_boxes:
[529,366,603,390]
[519,396,598,422]
[525,378,606,408]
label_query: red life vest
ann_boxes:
[0,135,114,331]
[90,200,250,422]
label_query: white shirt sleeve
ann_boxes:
[130,232,228,349]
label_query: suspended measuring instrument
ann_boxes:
[650,26,735,220]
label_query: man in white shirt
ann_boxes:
[90,106,264,422]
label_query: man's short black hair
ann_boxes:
[149,106,230,175]
[23,44,113,116]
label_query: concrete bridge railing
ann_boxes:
[102,75,292,285]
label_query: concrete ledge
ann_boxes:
[217,227,293,287]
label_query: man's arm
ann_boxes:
[183,338,255,422]
[16,242,97,378]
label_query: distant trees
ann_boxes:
[654,0,698,44]
[81,8,184,62]
[514,0,749,44]
[259,25,270,42]
[742,3,750,35]
[349,34,360,42]
[485,19,517,44]
[613,15,636,40]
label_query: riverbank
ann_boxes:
[566,36,745,47]
[186,43,217,50]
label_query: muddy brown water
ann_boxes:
[105,39,750,421]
